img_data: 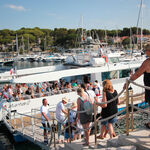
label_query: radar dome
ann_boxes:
[87,36,93,41]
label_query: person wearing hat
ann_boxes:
[124,43,150,129]
[56,97,68,143]
[64,102,77,143]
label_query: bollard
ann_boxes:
[94,102,97,148]
[125,79,129,135]
[68,108,71,143]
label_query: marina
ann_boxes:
[1,0,150,149]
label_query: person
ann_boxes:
[97,79,120,139]
[124,43,150,129]
[76,88,92,146]
[40,98,51,144]
[56,97,68,143]
[64,102,77,143]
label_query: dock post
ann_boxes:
[68,108,71,143]
[125,79,129,136]
[94,102,97,148]
[130,90,134,131]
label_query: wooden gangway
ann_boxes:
[2,108,65,150]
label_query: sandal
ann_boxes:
[82,142,89,146]
[145,123,150,129]
[96,135,104,139]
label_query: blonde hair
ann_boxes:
[77,88,84,94]
[102,79,113,92]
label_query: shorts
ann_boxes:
[64,132,73,140]
[42,122,50,133]
[101,117,117,126]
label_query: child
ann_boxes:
[64,102,77,143]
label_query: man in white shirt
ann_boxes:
[56,97,68,143]
[40,98,51,144]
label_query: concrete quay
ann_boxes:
[64,129,150,150]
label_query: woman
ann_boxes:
[124,44,150,129]
[97,79,120,139]
[76,88,92,146]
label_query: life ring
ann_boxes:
[102,55,107,63]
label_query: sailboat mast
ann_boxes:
[16,34,19,55]
[22,36,25,54]
[28,35,30,52]
[141,0,143,50]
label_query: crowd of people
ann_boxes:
[40,79,120,145]
[0,79,101,102]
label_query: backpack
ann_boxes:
[80,96,93,115]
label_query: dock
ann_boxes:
[65,129,150,150]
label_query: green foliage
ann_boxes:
[0,27,150,52]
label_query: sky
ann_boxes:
[0,0,150,30]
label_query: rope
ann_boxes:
[129,80,150,90]
[96,88,125,105]
[131,104,150,115]
[129,92,145,98]
[70,89,125,114]
[70,108,126,132]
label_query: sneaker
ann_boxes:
[44,140,48,145]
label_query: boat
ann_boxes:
[0,58,15,66]
[0,52,146,121]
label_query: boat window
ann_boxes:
[102,71,117,81]
[119,69,131,78]
[109,57,119,63]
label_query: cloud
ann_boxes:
[5,4,26,11]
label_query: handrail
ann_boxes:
[129,79,150,90]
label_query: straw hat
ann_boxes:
[62,97,68,103]
[71,102,77,108]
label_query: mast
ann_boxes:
[130,28,132,50]
[16,34,19,56]
[28,35,30,52]
[104,28,107,48]
[141,0,143,50]
[22,36,25,54]
[136,0,143,49]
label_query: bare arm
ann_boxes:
[123,60,147,90]
[42,112,49,121]
[130,60,147,81]
[97,91,107,108]
[117,97,120,105]
[62,109,68,115]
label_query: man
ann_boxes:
[56,97,68,143]
[40,98,51,144]
[124,43,150,128]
